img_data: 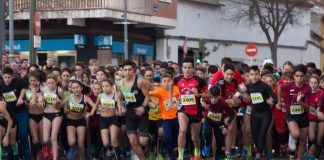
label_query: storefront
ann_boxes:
[5,36,155,67]
[131,43,154,65]
[5,38,76,67]
[93,35,154,66]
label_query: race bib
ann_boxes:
[101,98,115,109]
[181,94,196,106]
[3,91,17,102]
[26,91,33,101]
[207,111,222,122]
[164,98,178,111]
[246,106,252,115]
[70,104,84,112]
[290,105,304,115]
[226,99,236,107]
[237,108,244,116]
[124,93,136,103]
[44,93,57,104]
[310,107,317,116]
[149,103,159,113]
[251,93,264,104]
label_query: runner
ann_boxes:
[25,71,44,158]
[39,75,64,160]
[201,85,235,160]
[307,76,323,159]
[87,82,102,159]
[114,71,130,158]
[170,56,207,160]
[0,67,28,159]
[215,63,241,158]
[96,79,121,159]
[278,64,311,160]
[148,77,164,160]
[61,80,96,160]
[143,67,164,160]
[246,66,277,160]
[116,60,150,160]
[0,101,15,159]
[150,73,179,160]
[237,64,253,159]
[60,68,73,155]
[263,73,278,159]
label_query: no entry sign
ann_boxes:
[245,43,258,57]
[34,12,41,36]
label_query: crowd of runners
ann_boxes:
[0,56,323,160]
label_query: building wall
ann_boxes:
[157,0,321,67]
[151,0,177,19]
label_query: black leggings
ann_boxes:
[210,121,225,159]
[251,111,272,153]
[89,125,102,157]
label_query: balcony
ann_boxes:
[12,0,177,28]
[14,0,151,15]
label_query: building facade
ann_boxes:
[157,0,324,68]
[7,0,178,67]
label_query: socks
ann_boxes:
[0,144,2,160]
[113,147,121,159]
[178,147,184,159]
[11,143,18,156]
[194,147,201,157]
[316,145,322,158]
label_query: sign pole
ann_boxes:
[8,0,14,63]
[29,0,37,65]
[250,57,253,66]
[0,0,5,69]
[123,0,128,60]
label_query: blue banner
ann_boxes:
[5,39,75,52]
[132,43,154,56]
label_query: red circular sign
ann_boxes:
[34,12,41,36]
[245,43,258,57]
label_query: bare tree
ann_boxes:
[228,0,312,66]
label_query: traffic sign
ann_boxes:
[34,12,41,36]
[245,43,258,57]
[34,35,41,48]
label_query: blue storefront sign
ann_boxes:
[132,43,154,56]
[5,39,75,52]
[94,36,113,46]
[112,41,124,53]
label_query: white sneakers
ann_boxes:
[288,134,297,152]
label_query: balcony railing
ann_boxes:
[14,0,151,15]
